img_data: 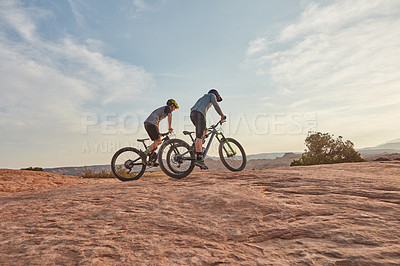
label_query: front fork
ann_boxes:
[215,132,236,157]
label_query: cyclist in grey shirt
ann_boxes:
[190,89,226,169]
[144,99,179,155]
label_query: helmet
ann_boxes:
[208,89,222,102]
[166,99,179,109]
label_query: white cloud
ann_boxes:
[0,0,155,168]
[246,0,400,107]
[68,0,160,24]
[50,37,154,104]
[0,45,90,131]
[278,87,292,96]
[68,0,87,29]
[128,0,165,16]
[247,37,269,56]
[132,0,151,12]
[0,0,37,41]
[245,0,400,144]
[279,0,399,42]
[0,0,154,134]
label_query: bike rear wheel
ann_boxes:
[111,147,146,181]
[158,139,195,179]
[219,138,246,171]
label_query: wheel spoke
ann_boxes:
[158,139,195,178]
[167,145,192,173]
[111,148,145,181]
[219,138,246,172]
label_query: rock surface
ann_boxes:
[1,162,400,265]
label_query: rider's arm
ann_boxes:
[210,94,224,119]
[168,113,173,133]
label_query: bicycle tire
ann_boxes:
[166,148,182,174]
[111,147,146,181]
[218,138,247,171]
[158,138,195,179]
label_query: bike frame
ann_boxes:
[130,132,170,167]
[202,128,221,159]
[176,121,236,160]
[139,132,170,150]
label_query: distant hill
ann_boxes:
[357,138,400,160]
[247,152,302,160]
[373,139,400,150]
[358,138,400,151]
[359,138,400,152]
[245,153,302,170]
[44,165,111,176]
[44,152,302,176]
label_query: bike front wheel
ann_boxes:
[111,147,146,181]
[158,139,195,179]
[219,138,247,171]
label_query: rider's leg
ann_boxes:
[194,129,209,169]
[195,129,207,153]
[144,122,161,155]
[190,110,208,168]
[149,138,162,151]
[195,138,202,153]
[145,137,161,155]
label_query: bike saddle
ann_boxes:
[183,131,194,135]
[137,138,150,142]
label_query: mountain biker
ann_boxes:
[143,99,179,156]
[190,89,226,169]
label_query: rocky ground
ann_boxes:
[1,162,399,265]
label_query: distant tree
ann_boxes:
[291,132,365,166]
[374,157,391,161]
[21,167,43,171]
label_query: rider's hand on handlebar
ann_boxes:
[221,115,227,122]
[168,127,174,133]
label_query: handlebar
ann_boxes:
[208,118,226,130]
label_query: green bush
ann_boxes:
[21,167,43,171]
[291,132,365,166]
[374,157,391,161]
[80,167,115,178]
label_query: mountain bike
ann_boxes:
[111,133,170,181]
[157,120,246,179]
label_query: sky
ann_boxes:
[1,0,399,168]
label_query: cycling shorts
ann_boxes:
[190,110,206,139]
[144,122,160,141]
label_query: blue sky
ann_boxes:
[1,0,399,168]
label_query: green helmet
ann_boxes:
[166,99,179,109]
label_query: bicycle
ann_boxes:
[111,132,170,181]
[157,120,246,179]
